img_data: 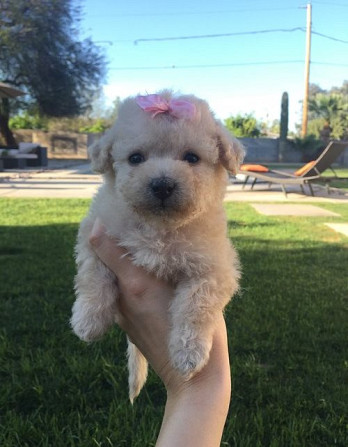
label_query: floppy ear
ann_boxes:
[88,130,114,174]
[215,123,245,174]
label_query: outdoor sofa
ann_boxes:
[0,143,47,170]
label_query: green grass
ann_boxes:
[1,199,347,446]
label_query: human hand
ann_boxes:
[89,218,176,386]
[89,218,231,446]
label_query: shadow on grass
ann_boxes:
[0,223,347,446]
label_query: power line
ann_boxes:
[312,61,348,66]
[133,27,348,45]
[92,27,348,46]
[109,60,348,71]
[109,61,303,71]
[312,30,348,43]
[312,0,348,6]
[93,28,304,45]
[134,28,305,44]
[86,7,299,19]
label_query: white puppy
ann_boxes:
[71,91,244,402]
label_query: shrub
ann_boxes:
[9,113,48,130]
[224,114,261,138]
[294,134,324,161]
[78,118,109,133]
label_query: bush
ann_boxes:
[224,114,262,138]
[9,113,111,134]
[294,134,324,161]
[9,113,48,130]
[307,118,326,139]
[46,117,111,133]
[78,118,109,133]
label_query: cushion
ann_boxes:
[0,148,18,156]
[294,161,316,176]
[19,142,39,153]
[240,164,269,173]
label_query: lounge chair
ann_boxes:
[238,140,348,197]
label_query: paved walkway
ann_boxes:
[1,160,348,203]
[0,161,101,198]
[325,223,348,237]
[225,183,348,204]
[251,204,341,217]
[1,160,348,238]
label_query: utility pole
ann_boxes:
[302,3,312,137]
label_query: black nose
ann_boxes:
[150,177,176,200]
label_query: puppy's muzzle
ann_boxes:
[150,177,176,201]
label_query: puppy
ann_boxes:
[71,91,244,402]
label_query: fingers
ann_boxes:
[89,218,141,282]
[89,218,125,269]
[89,219,172,294]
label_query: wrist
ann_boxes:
[166,360,231,404]
[156,366,231,447]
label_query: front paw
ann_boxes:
[70,298,116,342]
[169,333,212,378]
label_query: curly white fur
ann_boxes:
[71,90,244,402]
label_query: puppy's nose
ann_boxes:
[150,177,176,200]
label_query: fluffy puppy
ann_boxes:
[71,91,244,402]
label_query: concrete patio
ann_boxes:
[0,160,347,238]
[1,159,348,202]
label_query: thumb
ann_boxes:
[89,219,145,283]
[89,218,127,272]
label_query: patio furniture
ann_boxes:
[238,141,348,197]
[0,143,47,170]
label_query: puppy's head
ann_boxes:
[89,91,244,227]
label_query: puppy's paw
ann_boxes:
[70,298,116,342]
[169,334,212,379]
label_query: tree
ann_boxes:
[0,98,17,146]
[279,92,289,162]
[0,0,106,146]
[307,81,348,140]
[308,93,343,123]
[308,83,326,97]
[330,80,348,97]
[224,114,262,138]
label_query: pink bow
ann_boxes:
[135,94,196,120]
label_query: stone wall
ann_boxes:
[240,138,279,163]
[12,130,348,166]
[240,138,304,163]
[14,130,102,159]
[240,137,348,166]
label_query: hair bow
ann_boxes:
[135,94,196,120]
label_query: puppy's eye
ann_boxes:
[183,152,200,164]
[128,153,145,165]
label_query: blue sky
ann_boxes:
[80,0,348,130]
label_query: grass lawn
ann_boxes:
[0,198,347,446]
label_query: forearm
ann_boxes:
[156,370,231,447]
[156,321,231,447]
[89,222,232,446]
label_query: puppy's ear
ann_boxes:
[88,131,114,173]
[215,123,245,174]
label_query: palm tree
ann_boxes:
[308,94,343,124]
